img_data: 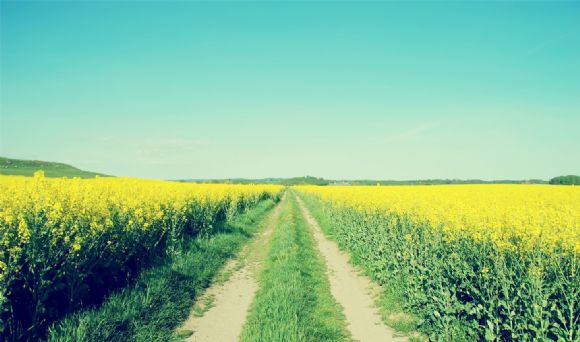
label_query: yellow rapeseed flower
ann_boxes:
[297,184,580,254]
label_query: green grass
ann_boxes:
[0,156,107,178]
[191,294,216,318]
[240,194,351,342]
[45,199,276,342]
[297,192,423,341]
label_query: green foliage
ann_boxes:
[240,194,350,341]
[2,188,279,341]
[549,175,580,185]
[279,176,330,186]
[45,199,277,342]
[298,193,579,341]
[0,157,107,178]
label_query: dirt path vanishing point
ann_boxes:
[177,195,285,342]
[296,195,408,342]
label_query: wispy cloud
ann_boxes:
[523,31,578,57]
[382,120,441,143]
[132,138,211,152]
[89,134,213,166]
[132,138,212,165]
[394,122,438,141]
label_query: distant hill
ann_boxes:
[0,157,107,178]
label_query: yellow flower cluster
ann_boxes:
[0,174,282,285]
[297,185,580,253]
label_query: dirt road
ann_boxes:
[296,195,408,342]
[177,196,285,342]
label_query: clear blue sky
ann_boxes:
[1,1,579,180]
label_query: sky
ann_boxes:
[1,1,579,180]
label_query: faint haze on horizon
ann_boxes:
[1,2,579,180]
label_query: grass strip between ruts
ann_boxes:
[240,193,350,342]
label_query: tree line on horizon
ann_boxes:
[186,175,580,186]
[548,175,580,185]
